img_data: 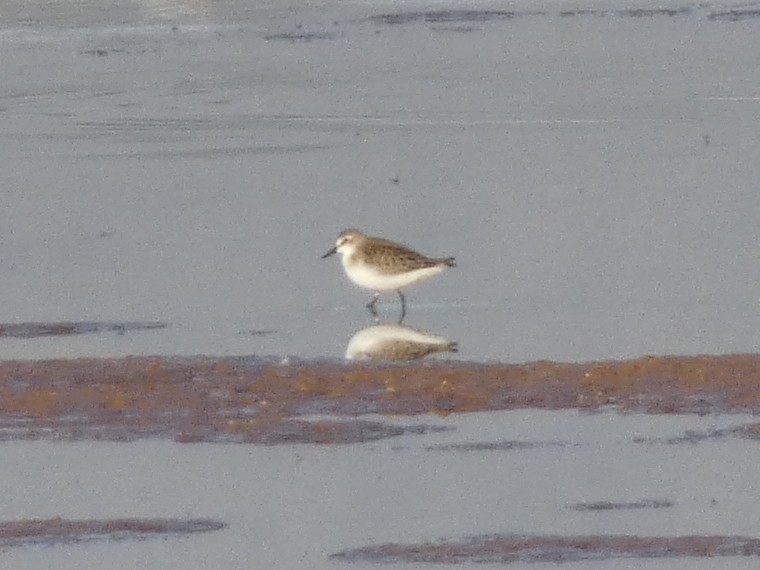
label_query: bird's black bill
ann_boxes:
[322,246,337,259]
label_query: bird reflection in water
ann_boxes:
[345,323,458,361]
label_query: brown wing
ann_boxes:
[362,238,441,274]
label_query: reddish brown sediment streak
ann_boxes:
[0,518,225,548]
[330,534,760,563]
[0,354,759,444]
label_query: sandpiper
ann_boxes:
[322,228,455,320]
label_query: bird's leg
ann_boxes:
[397,290,406,323]
[366,292,380,319]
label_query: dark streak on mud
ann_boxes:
[425,440,573,452]
[618,7,691,17]
[81,48,126,56]
[0,517,226,549]
[633,422,760,445]
[172,420,450,445]
[1,353,760,444]
[562,7,692,17]
[240,329,277,337]
[559,9,608,17]
[429,25,480,33]
[370,5,760,26]
[0,321,166,339]
[569,499,674,511]
[370,10,521,25]
[708,8,760,21]
[264,32,334,42]
[330,534,760,563]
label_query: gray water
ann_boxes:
[1,0,759,363]
[3,410,760,569]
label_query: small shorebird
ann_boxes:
[322,228,455,320]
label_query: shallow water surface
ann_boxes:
[1,0,760,362]
[2,410,760,568]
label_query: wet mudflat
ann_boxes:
[3,0,760,567]
[1,355,760,568]
[2,353,760,444]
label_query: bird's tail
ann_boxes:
[441,257,456,268]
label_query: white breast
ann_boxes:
[341,257,444,291]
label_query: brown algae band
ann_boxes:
[0,354,759,444]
